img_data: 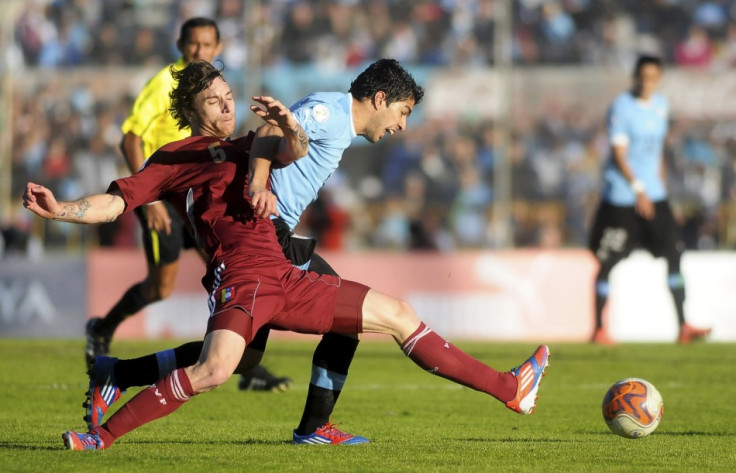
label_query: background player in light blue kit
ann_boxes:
[588,55,711,345]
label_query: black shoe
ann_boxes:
[85,317,111,369]
[238,365,292,392]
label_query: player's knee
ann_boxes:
[386,299,420,331]
[203,365,232,391]
[188,362,233,393]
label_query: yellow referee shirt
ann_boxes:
[121,57,191,159]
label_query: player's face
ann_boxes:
[634,64,662,99]
[191,77,236,139]
[178,26,222,64]
[363,94,416,143]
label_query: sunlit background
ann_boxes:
[1,0,735,342]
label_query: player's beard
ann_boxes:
[362,122,384,143]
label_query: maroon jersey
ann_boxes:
[108,133,285,285]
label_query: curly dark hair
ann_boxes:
[633,54,662,78]
[349,59,424,105]
[169,60,225,130]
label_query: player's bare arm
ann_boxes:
[247,147,279,219]
[120,132,146,175]
[612,144,654,220]
[120,131,172,234]
[250,95,309,163]
[23,182,125,224]
[247,95,309,220]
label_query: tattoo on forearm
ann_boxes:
[57,205,74,219]
[296,125,308,154]
[75,199,91,218]
[56,199,91,220]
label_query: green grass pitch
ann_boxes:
[0,338,734,472]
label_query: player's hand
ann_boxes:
[249,183,279,219]
[635,193,655,220]
[23,182,60,219]
[144,201,172,235]
[250,96,299,131]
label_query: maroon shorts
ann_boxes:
[205,259,369,344]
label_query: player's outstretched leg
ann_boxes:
[360,288,550,414]
[65,322,246,451]
[81,341,203,429]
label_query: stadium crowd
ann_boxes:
[5,0,736,254]
[12,0,736,69]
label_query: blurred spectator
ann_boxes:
[302,189,350,251]
[11,0,736,69]
[675,26,714,67]
[7,0,736,252]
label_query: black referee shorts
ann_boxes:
[589,200,681,263]
[134,201,197,267]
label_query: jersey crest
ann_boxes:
[312,104,330,123]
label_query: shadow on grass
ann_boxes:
[657,431,730,437]
[576,429,730,438]
[0,438,293,451]
[125,438,293,446]
[0,441,60,451]
[456,437,574,443]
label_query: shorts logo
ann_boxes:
[597,227,628,261]
[312,104,330,123]
[221,286,236,303]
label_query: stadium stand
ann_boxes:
[6,0,736,252]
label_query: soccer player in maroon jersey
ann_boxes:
[24,61,550,451]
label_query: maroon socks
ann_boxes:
[401,323,516,402]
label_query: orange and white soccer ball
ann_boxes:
[602,378,664,438]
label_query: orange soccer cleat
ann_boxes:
[505,345,550,415]
[591,327,616,345]
[677,323,712,344]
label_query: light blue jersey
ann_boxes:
[601,92,668,206]
[269,92,356,229]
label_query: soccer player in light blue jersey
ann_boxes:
[589,55,711,345]
[84,59,426,445]
[249,59,424,444]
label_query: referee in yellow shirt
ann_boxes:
[85,17,289,390]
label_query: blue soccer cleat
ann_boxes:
[293,422,370,445]
[505,345,550,415]
[62,430,105,451]
[82,356,124,430]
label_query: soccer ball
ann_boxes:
[602,378,664,439]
